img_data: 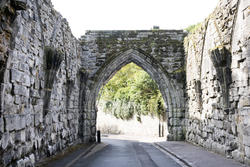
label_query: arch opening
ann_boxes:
[96,62,167,138]
[82,49,185,142]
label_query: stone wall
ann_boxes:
[0,2,188,165]
[0,0,81,166]
[0,0,249,166]
[0,0,26,119]
[80,30,187,143]
[185,0,250,164]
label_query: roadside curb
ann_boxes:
[154,143,192,167]
[64,143,97,167]
[36,143,99,167]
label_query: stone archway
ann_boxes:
[82,49,186,142]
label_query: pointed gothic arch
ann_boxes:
[82,49,186,142]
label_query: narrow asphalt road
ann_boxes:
[72,138,181,167]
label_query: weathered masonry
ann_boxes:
[0,0,81,166]
[80,30,187,143]
[185,0,250,164]
[0,0,249,166]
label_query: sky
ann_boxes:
[51,0,219,38]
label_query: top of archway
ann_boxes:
[82,30,186,42]
[84,29,185,34]
[80,30,187,82]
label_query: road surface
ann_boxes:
[72,137,181,167]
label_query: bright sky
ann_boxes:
[51,0,218,38]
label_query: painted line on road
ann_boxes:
[153,143,192,167]
[64,143,97,167]
[83,142,109,159]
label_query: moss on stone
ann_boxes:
[185,22,202,34]
[79,67,87,74]
[172,66,185,74]
[209,44,225,52]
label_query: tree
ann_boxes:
[99,63,165,121]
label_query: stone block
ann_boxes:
[213,119,224,129]
[3,149,13,166]
[4,94,14,105]
[232,150,244,163]
[34,113,42,126]
[34,104,43,113]
[51,133,56,141]
[16,159,25,167]
[5,114,17,131]
[62,129,68,138]
[2,132,10,149]
[243,126,250,136]
[20,73,30,87]
[92,126,96,133]
[4,83,13,94]
[10,69,22,83]
[243,116,250,126]
[34,79,40,90]
[212,142,226,155]
[15,130,26,143]
[29,154,35,164]
[240,108,250,116]
[169,118,182,126]
[239,96,250,108]
[14,85,29,97]
[52,113,59,123]
[23,157,32,167]
[213,110,219,120]
[30,89,40,98]
[18,63,29,72]
[223,121,231,131]
[245,157,250,166]
[202,131,208,138]
[204,140,212,150]
[245,146,250,158]
[231,123,237,135]
[25,114,33,127]
[243,135,250,147]
[0,117,3,133]
[67,112,73,120]
[14,95,21,104]
[45,126,52,135]
[28,128,35,140]
[45,113,52,125]
[175,111,185,118]
[20,114,27,129]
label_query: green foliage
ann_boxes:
[185,22,202,33]
[185,24,196,33]
[100,63,165,121]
